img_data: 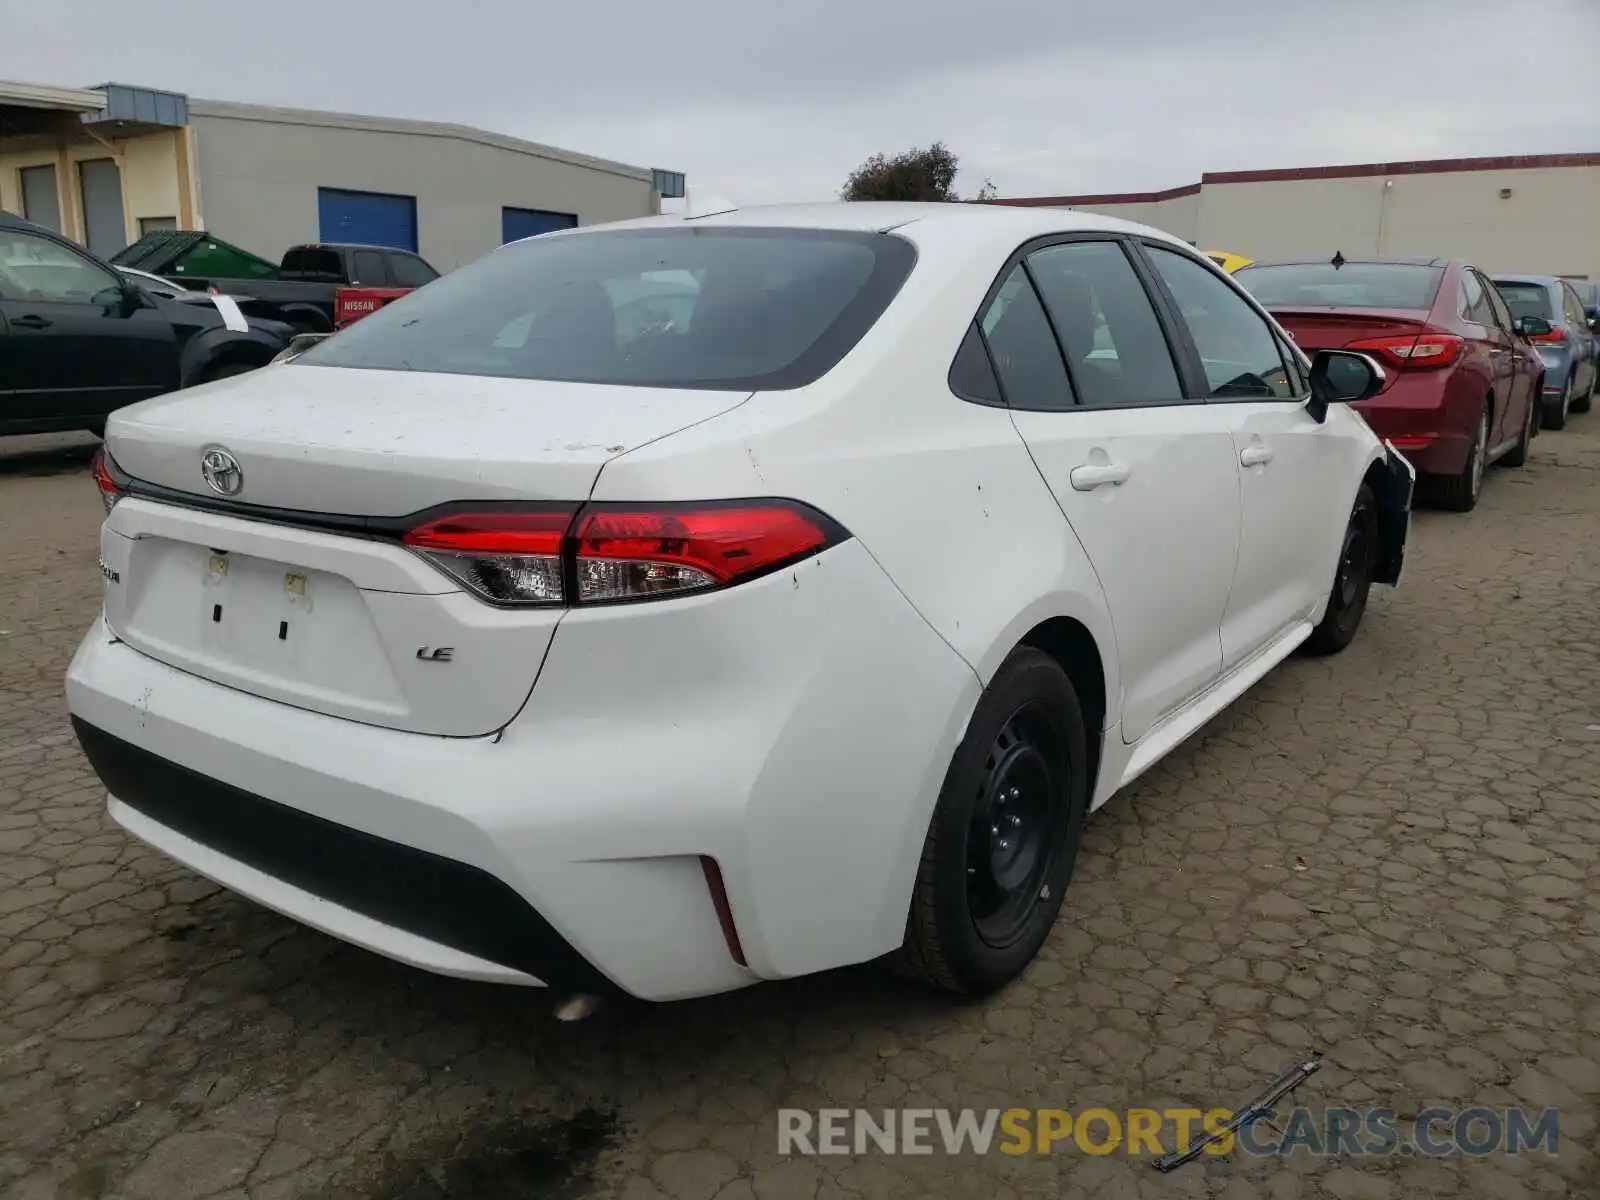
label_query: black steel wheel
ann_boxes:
[892,647,1089,995]
[965,702,1070,949]
[1303,483,1378,656]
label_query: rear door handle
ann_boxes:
[11,314,50,329]
[1239,444,1274,467]
[1069,461,1132,491]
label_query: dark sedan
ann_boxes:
[0,212,293,438]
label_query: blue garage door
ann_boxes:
[318,188,418,252]
[502,207,578,243]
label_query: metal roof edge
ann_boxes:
[186,99,652,183]
[0,79,106,112]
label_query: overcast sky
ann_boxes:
[3,0,1598,205]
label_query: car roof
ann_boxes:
[532,200,1195,249]
[1241,255,1450,268]
[1489,273,1561,287]
[0,210,63,238]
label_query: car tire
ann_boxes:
[1542,378,1570,431]
[891,647,1089,996]
[1433,402,1490,512]
[1500,393,1537,468]
[1302,483,1378,656]
[1574,371,1593,415]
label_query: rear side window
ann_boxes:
[1027,240,1185,407]
[948,321,1003,404]
[1482,278,1513,332]
[978,265,1074,410]
[280,247,347,278]
[1234,262,1444,310]
[350,249,387,286]
[1460,270,1496,326]
[1493,281,1555,323]
[300,227,916,391]
[1563,285,1586,326]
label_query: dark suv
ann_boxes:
[0,212,293,437]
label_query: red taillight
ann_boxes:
[1528,327,1566,344]
[572,503,833,604]
[1347,332,1464,371]
[400,501,841,607]
[91,448,124,514]
[402,508,572,606]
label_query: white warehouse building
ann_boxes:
[0,79,683,270]
[1000,153,1600,282]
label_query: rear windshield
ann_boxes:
[297,227,917,390]
[1233,262,1444,310]
[1491,281,1555,322]
[280,247,347,278]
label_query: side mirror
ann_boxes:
[1588,316,1600,334]
[1514,315,1553,338]
[116,283,154,312]
[1306,349,1385,423]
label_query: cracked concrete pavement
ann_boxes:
[1,417,1597,1199]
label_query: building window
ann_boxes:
[20,165,63,232]
[139,216,178,236]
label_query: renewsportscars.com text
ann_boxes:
[777,1106,1559,1158]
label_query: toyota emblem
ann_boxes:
[200,447,243,496]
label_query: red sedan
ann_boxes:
[1234,256,1546,512]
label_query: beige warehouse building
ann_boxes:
[0,79,683,270]
[1000,153,1600,281]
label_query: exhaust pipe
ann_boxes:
[553,993,600,1023]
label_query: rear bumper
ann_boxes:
[1534,346,1571,396]
[65,538,979,1001]
[74,717,605,990]
[1354,374,1469,476]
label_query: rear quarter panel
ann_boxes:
[589,230,1121,706]
[587,230,1125,963]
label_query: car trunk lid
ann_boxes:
[98,365,752,736]
[1269,307,1430,353]
[105,363,747,514]
[1269,307,1431,395]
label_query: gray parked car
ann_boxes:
[1491,274,1598,429]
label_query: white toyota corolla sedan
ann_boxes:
[68,202,1414,1005]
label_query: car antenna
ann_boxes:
[1331,250,1346,270]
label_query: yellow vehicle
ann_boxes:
[1203,250,1253,273]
